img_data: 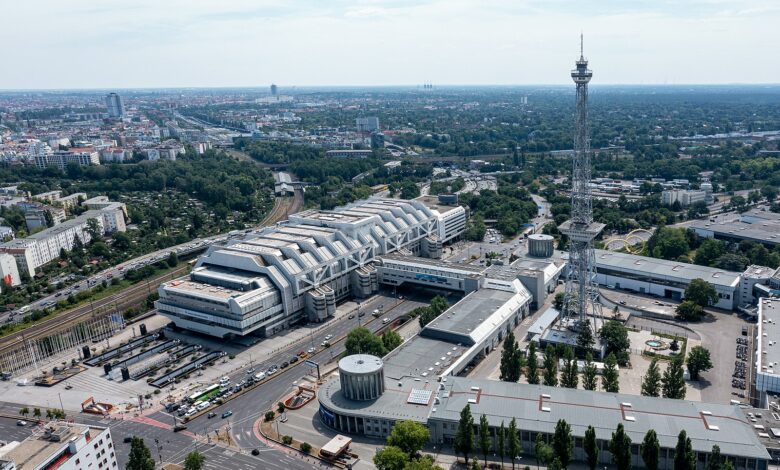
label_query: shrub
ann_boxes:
[265,411,275,422]
[300,442,312,454]
[282,435,293,445]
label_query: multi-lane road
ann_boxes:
[0,288,435,469]
[159,290,437,454]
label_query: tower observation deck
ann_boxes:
[560,35,604,336]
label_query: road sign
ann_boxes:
[304,360,321,379]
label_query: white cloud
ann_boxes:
[0,0,776,88]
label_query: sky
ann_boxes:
[1,0,778,89]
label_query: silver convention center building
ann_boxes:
[154,197,466,338]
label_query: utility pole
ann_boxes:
[154,438,162,464]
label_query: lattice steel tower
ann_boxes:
[560,35,605,330]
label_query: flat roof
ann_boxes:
[689,219,780,245]
[164,279,240,300]
[432,377,770,460]
[414,195,459,212]
[0,424,101,470]
[594,249,740,288]
[380,254,485,274]
[423,289,516,344]
[339,355,383,375]
[758,299,780,377]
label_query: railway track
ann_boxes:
[1,188,305,353]
[0,266,188,353]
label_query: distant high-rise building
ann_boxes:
[270,84,278,96]
[356,117,379,133]
[105,92,124,118]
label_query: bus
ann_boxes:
[185,384,220,404]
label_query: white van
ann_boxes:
[219,376,230,386]
[254,372,266,381]
[197,401,210,411]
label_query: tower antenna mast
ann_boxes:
[559,35,605,342]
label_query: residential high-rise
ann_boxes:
[356,117,379,133]
[270,83,278,96]
[559,35,604,331]
[105,92,124,118]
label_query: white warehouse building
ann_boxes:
[156,197,467,338]
[593,249,740,310]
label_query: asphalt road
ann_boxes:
[0,399,320,470]
[173,290,438,453]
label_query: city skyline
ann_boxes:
[2,0,779,89]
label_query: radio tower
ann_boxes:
[559,35,605,344]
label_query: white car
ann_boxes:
[307,347,316,354]
[254,372,266,381]
[196,401,210,411]
[324,334,333,341]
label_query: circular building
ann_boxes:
[528,233,555,258]
[338,354,384,401]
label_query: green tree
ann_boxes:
[454,404,474,464]
[542,344,558,387]
[184,451,206,470]
[601,353,620,393]
[641,358,662,397]
[662,355,687,399]
[584,426,598,470]
[507,418,520,470]
[373,446,409,470]
[599,320,630,365]
[686,345,713,381]
[553,292,565,311]
[19,407,29,417]
[497,421,506,468]
[113,231,131,250]
[641,430,660,470]
[406,456,443,470]
[85,218,102,242]
[479,414,490,468]
[535,433,554,467]
[500,331,523,382]
[345,327,387,356]
[707,445,724,470]
[582,352,598,391]
[33,408,41,418]
[694,239,725,266]
[609,423,632,470]
[560,347,579,389]
[648,226,690,260]
[577,321,595,352]
[382,330,403,352]
[464,215,487,241]
[673,430,696,470]
[526,342,540,384]
[684,278,718,307]
[552,419,573,469]
[167,251,179,268]
[387,420,430,458]
[126,437,155,470]
[676,300,705,321]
